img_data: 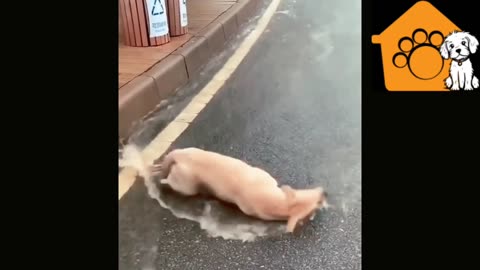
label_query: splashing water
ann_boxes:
[275,10,290,15]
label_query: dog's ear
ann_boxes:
[465,32,479,54]
[439,40,450,59]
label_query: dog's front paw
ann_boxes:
[450,84,460,91]
[445,77,453,88]
[473,77,479,89]
[465,85,474,91]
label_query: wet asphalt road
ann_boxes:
[119,0,361,269]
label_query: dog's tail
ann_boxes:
[119,144,179,180]
[119,144,151,180]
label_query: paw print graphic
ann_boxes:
[392,28,445,80]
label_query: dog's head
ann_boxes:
[310,186,328,209]
[440,31,479,60]
[282,186,329,233]
[282,185,328,209]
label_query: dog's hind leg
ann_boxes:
[465,73,478,90]
[472,76,479,89]
[445,77,453,88]
[150,163,163,175]
[163,164,200,196]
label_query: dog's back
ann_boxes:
[160,148,284,204]
[159,147,327,233]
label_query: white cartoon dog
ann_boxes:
[439,31,479,91]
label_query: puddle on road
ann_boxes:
[120,144,287,242]
[152,183,287,242]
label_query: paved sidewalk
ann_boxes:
[119,0,237,88]
[119,0,267,139]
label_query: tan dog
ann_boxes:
[151,147,328,233]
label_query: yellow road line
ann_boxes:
[119,0,283,200]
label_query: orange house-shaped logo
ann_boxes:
[372,1,461,91]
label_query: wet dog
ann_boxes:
[151,147,328,233]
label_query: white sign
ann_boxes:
[146,0,169,38]
[179,0,188,27]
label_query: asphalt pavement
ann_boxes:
[119,0,361,269]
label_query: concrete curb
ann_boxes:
[119,0,267,139]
